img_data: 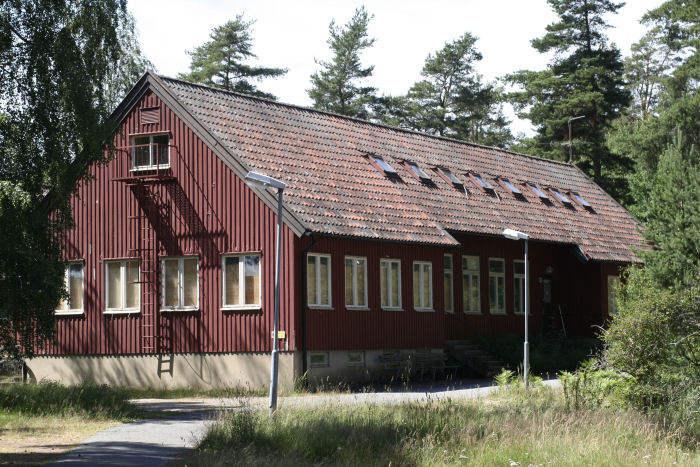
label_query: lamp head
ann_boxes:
[245,171,286,190]
[503,228,529,241]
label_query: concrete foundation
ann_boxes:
[26,352,301,391]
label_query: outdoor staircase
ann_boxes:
[445,340,510,378]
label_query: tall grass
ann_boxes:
[0,382,142,419]
[193,386,698,466]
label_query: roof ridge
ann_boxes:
[159,75,575,169]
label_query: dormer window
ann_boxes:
[500,178,522,195]
[407,162,431,180]
[527,183,549,200]
[372,155,397,174]
[132,134,169,170]
[550,188,571,204]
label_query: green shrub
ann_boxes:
[558,359,635,410]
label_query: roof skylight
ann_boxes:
[572,192,591,207]
[501,179,522,194]
[440,167,462,185]
[373,156,397,174]
[551,189,571,204]
[471,173,494,190]
[528,184,549,199]
[408,162,431,180]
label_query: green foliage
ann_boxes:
[559,359,634,410]
[179,15,286,99]
[506,0,631,198]
[387,33,512,147]
[0,382,142,420]
[0,1,141,357]
[308,7,377,119]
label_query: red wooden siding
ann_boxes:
[45,91,297,355]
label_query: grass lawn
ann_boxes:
[0,382,151,465]
[189,386,699,466]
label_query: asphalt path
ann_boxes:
[50,379,558,466]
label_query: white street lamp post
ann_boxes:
[245,171,286,415]
[503,228,530,389]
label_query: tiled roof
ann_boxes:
[160,76,644,263]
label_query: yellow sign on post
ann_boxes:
[271,331,286,339]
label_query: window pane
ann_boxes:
[444,271,453,312]
[472,275,480,312]
[515,261,525,275]
[467,256,479,271]
[489,260,504,273]
[126,260,139,308]
[164,260,179,307]
[153,134,169,165]
[498,277,505,313]
[133,136,150,167]
[319,256,329,305]
[107,262,122,309]
[69,264,83,310]
[422,265,431,308]
[489,277,497,313]
[344,259,353,305]
[380,261,388,307]
[183,258,198,307]
[444,255,452,269]
[356,259,366,306]
[391,262,400,307]
[307,256,316,305]
[245,255,260,305]
[514,279,522,313]
[225,257,240,305]
[413,264,420,307]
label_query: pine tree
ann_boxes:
[308,7,377,119]
[506,0,630,193]
[179,15,286,99]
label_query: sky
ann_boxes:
[128,0,664,136]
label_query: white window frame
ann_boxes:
[347,351,365,367]
[55,262,84,316]
[345,256,368,309]
[489,258,506,315]
[444,254,454,313]
[161,256,199,311]
[222,254,261,311]
[608,275,620,316]
[514,260,526,315]
[380,258,402,310]
[131,133,170,171]
[307,253,332,309]
[462,255,481,314]
[104,259,140,314]
[413,261,433,311]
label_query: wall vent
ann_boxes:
[140,107,160,125]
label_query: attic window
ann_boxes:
[550,188,571,204]
[372,156,397,174]
[471,173,494,191]
[528,183,549,199]
[500,178,521,194]
[408,162,431,180]
[440,167,462,185]
[571,192,591,208]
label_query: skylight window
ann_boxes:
[551,188,571,204]
[440,167,462,185]
[373,156,396,174]
[528,184,549,199]
[501,179,522,194]
[408,162,431,180]
[471,173,494,190]
[572,192,591,207]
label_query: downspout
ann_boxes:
[300,232,318,380]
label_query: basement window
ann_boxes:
[105,259,140,314]
[222,254,261,310]
[347,352,365,366]
[309,352,329,368]
[162,257,199,311]
[372,156,397,174]
[407,162,431,180]
[550,188,571,204]
[55,262,84,315]
[132,134,170,170]
[527,183,549,200]
[500,178,522,195]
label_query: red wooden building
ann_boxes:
[29,72,644,388]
